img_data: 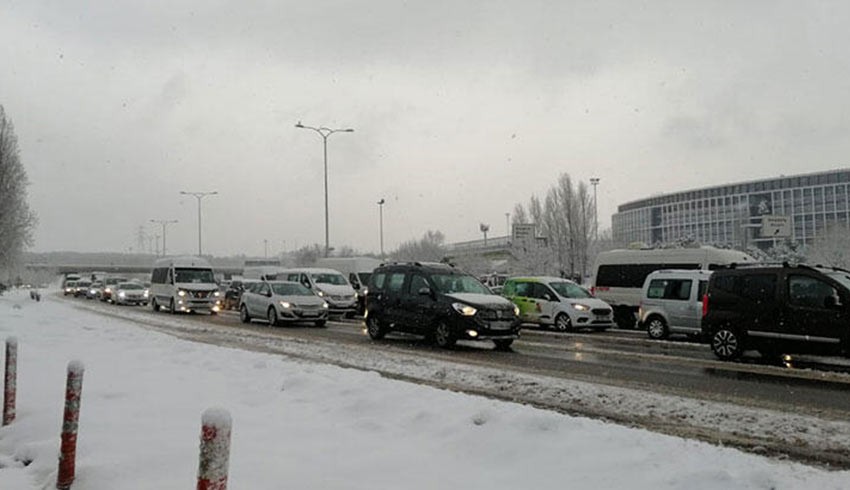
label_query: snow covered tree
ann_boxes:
[0,106,36,275]
[392,230,446,262]
[808,224,850,269]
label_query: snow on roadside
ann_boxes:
[0,290,847,489]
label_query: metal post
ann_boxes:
[57,361,84,490]
[295,122,354,258]
[150,219,178,256]
[378,198,385,258]
[197,408,232,490]
[181,191,218,256]
[3,337,17,426]
[590,178,600,240]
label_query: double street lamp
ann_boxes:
[180,191,218,256]
[377,198,385,258]
[295,122,354,257]
[149,219,178,256]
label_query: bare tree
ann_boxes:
[392,230,446,262]
[0,106,36,275]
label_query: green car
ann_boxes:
[502,277,615,332]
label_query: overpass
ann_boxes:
[444,235,514,259]
[23,262,244,276]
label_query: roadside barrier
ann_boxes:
[57,360,85,490]
[197,408,232,490]
[3,336,16,426]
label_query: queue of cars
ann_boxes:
[62,275,151,306]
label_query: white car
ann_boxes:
[113,282,149,306]
[239,281,329,327]
[502,276,615,332]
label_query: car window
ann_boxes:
[788,275,840,309]
[647,279,691,301]
[697,280,708,300]
[532,283,554,300]
[370,272,386,291]
[387,273,405,294]
[550,281,591,299]
[502,280,516,296]
[407,274,429,295]
[259,283,270,295]
[270,283,312,296]
[647,279,667,299]
[514,282,532,297]
[300,274,311,288]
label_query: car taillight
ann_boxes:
[590,286,596,296]
[702,293,709,317]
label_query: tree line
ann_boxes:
[0,105,37,282]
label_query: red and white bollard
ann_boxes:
[197,408,232,490]
[56,360,84,490]
[3,336,17,426]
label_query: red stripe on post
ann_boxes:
[56,360,84,490]
[3,337,17,426]
[197,408,232,490]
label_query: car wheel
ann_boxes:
[240,305,251,324]
[493,339,514,351]
[366,315,387,340]
[169,299,176,314]
[554,313,573,332]
[434,321,456,349]
[646,316,669,340]
[314,320,327,328]
[267,307,279,327]
[712,328,743,361]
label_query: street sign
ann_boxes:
[761,215,791,238]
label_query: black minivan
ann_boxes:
[702,264,850,361]
[364,262,521,350]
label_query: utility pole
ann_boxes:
[150,219,178,256]
[378,198,385,258]
[590,177,600,240]
[180,191,218,256]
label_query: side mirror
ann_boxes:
[542,293,552,301]
[825,295,842,309]
[418,287,433,297]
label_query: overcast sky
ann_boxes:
[3,1,849,256]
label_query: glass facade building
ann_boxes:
[612,169,850,250]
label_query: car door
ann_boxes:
[665,279,693,332]
[534,283,558,324]
[382,271,407,329]
[399,273,435,333]
[512,281,539,323]
[782,273,847,355]
[255,282,272,315]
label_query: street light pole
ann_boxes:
[180,191,218,256]
[590,177,600,240]
[150,219,178,256]
[377,198,385,258]
[480,223,490,247]
[295,122,354,257]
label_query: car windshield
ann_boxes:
[175,268,215,283]
[550,281,592,299]
[826,272,850,291]
[106,278,127,285]
[271,283,313,296]
[118,283,143,290]
[311,273,347,285]
[430,273,491,295]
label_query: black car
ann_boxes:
[702,263,850,361]
[364,262,521,350]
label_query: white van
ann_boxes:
[150,256,222,314]
[314,257,382,314]
[278,268,358,316]
[639,269,712,340]
[591,246,754,328]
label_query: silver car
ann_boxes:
[639,269,711,340]
[113,282,149,306]
[239,281,329,327]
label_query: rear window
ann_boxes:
[647,279,692,301]
[596,263,700,288]
[713,273,777,303]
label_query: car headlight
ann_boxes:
[213,291,221,297]
[362,288,369,296]
[90,289,96,294]
[316,290,325,297]
[513,304,520,316]
[572,303,590,311]
[105,287,112,293]
[178,290,187,297]
[279,301,292,309]
[118,291,126,298]
[452,302,477,316]
[322,302,329,309]
[143,290,149,298]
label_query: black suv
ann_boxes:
[364,262,521,350]
[702,264,850,361]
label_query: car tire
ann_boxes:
[169,299,176,314]
[240,305,251,324]
[554,313,573,332]
[314,320,327,328]
[711,327,744,361]
[646,316,669,340]
[493,339,514,351]
[434,321,456,349]
[366,315,387,340]
[267,307,279,327]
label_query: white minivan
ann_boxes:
[279,268,358,316]
[149,256,222,314]
[639,269,712,340]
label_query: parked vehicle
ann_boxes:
[591,246,754,329]
[315,257,382,315]
[702,264,850,361]
[239,280,329,327]
[149,256,222,314]
[277,268,358,317]
[113,282,150,306]
[639,269,711,340]
[502,276,614,332]
[365,262,521,349]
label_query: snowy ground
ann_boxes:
[0,290,848,489]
